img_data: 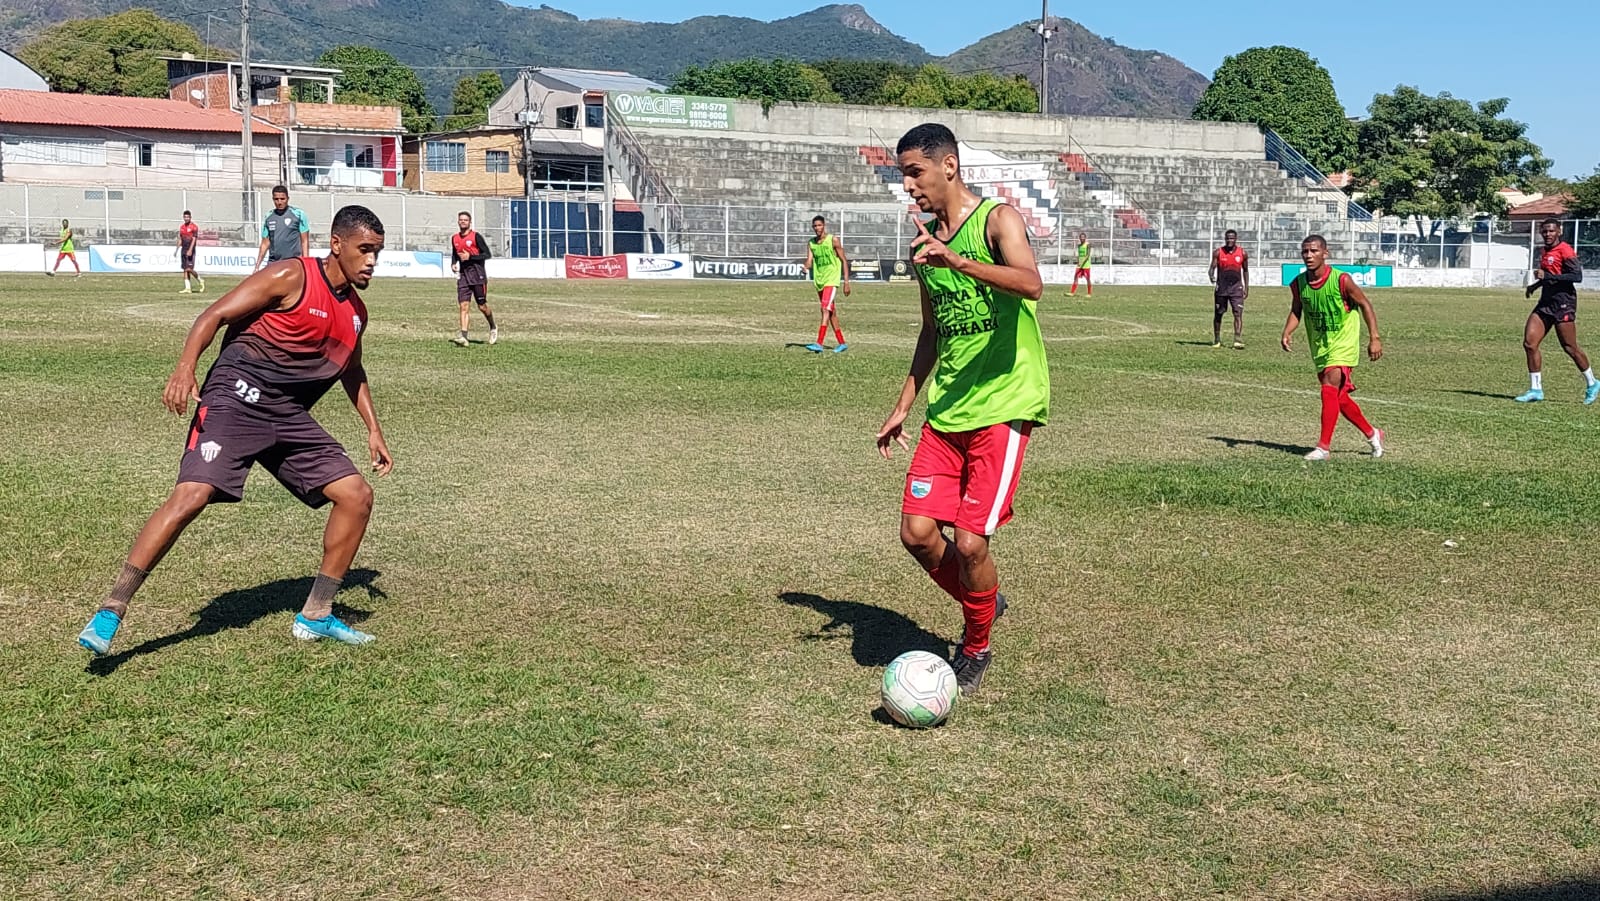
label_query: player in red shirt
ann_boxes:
[1207,228,1249,348]
[449,211,497,346]
[1516,218,1597,404]
[77,205,395,658]
[176,210,204,294]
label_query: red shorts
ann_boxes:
[902,421,1033,536]
[1320,365,1356,391]
[1074,267,1091,279]
[817,285,838,312]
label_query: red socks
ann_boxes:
[816,323,828,344]
[1318,384,1339,450]
[1340,393,1374,437]
[833,326,845,344]
[960,586,999,656]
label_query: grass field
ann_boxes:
[4,272,1600,900]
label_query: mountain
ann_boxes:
[0,3,1207,119]
[941,16,1208,119]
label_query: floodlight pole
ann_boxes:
[240,0,256,226]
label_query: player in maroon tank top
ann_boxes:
[76,205,395,659]
[1208,228,1250,348]
[1515,218,1597,404]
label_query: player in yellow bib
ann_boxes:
[50,218,81,277]
[1069,232,1092,296]
[804,215,850,352]
[876,123,1048,695]
[1281,235,1385,461]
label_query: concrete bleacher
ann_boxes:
[624,102,1355,264]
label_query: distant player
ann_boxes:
[1208,229,1249,348]
[176,210,204,294]
[1516,218,1597,404]
[877,123,1048,695]
[1281,235,1384,461]
[255,185,310,270]
[449,211,497,346]
[49,219,81,277]
[804,215,850,353]
[77,205,394,658]
[1069,232,1091,296]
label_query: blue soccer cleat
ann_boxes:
[77,609,121,656]
[1586,382,1600,405]
[805,343,825,353]
[832,343,849,354]
[291,613,375,645]
[1514,388,1544,403]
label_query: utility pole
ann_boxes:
[1033,0,1055,116]
[521,68,536,200]
[240,0,256,228]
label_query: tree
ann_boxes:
[1570,167,1600,219]
[1353,86,1549,235]
[18,10,228,98]
[315,45,436,133]
[445,71,506,131]
[671,59,839,110]
[1191,46,1355,175]
[810,59,918,104]
[875,65,1037,113]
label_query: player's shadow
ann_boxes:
[86,568,383,676]
[778,591,948,667]
[783,342,820,351]
[1174,340,1222,346]
[1443,388,1518,401]
[1421,872,1600,900]
[1207,435,1314,456]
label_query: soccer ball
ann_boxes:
[881,650,959,728]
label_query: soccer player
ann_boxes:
[255,185,310,270]
[804,215,850,353]
[1281,235,1384,462]
[1208,228,1249,348]
[49,219,81,277]
[1516,218,1597,404]
[876,123,1048,695]
[1069,232,1091,296]
[76,205,394,657]
[176,210,204,294]
[449,211,497,346]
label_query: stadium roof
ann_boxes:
[531,68,665,94]
[0,89,282,134]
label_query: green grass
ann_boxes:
[4,274,1600,899]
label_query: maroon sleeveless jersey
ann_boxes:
[203,257,368,412]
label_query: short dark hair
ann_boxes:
[458,210,472,220]
[896,123,959,163]
[1302,234,1327,249]
[332,205,385,237]
[271,185,288,196]
[1541,217,1561,228]
[183,210,191,216]
[812,215,825,225]
[1224,229,1237,237]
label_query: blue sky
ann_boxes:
[537,0,1596,178]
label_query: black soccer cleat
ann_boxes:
[951,649,993,695]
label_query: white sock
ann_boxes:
[184,278,191,289]
[1585,368,1596,387]
[1531,372,1543,390]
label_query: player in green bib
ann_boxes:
[876,123,1048,695]
[50,218,81,277]
[1070,232,1092,296]
[803,215,850,352]
[1281,235,1385,461]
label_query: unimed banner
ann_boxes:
[626,254,693,279]
[1280,263,1394,288]
[88,245,446,278]
[565,254,628,279]
[692,257,807,280]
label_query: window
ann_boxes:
[485,150,510,173]
[556,105,578,129]
[194,144,223,171]
[584,103,605,129]
[345,143,375,168]
[131,143,153,167]
[529,158,603,191]
[425,141,466,172]
[2,136,107,166]
[297,147,319,184]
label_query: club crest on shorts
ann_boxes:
[910,479,933,499]
[200,440,221,463]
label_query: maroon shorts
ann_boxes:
[177,392,358,508]
[902,421,1033,536]
[457,280,488,304]
[1214,293,1245,314]
[1535,301,1576,326]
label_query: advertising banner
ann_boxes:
[692,257,807,280]
[1280,263,1394,288]
[88,245,446,278]
[626,253,693,280]
[847,259,882,282]
[610,93,733,130]
[880,258,916,283]
[565,253,628,279]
